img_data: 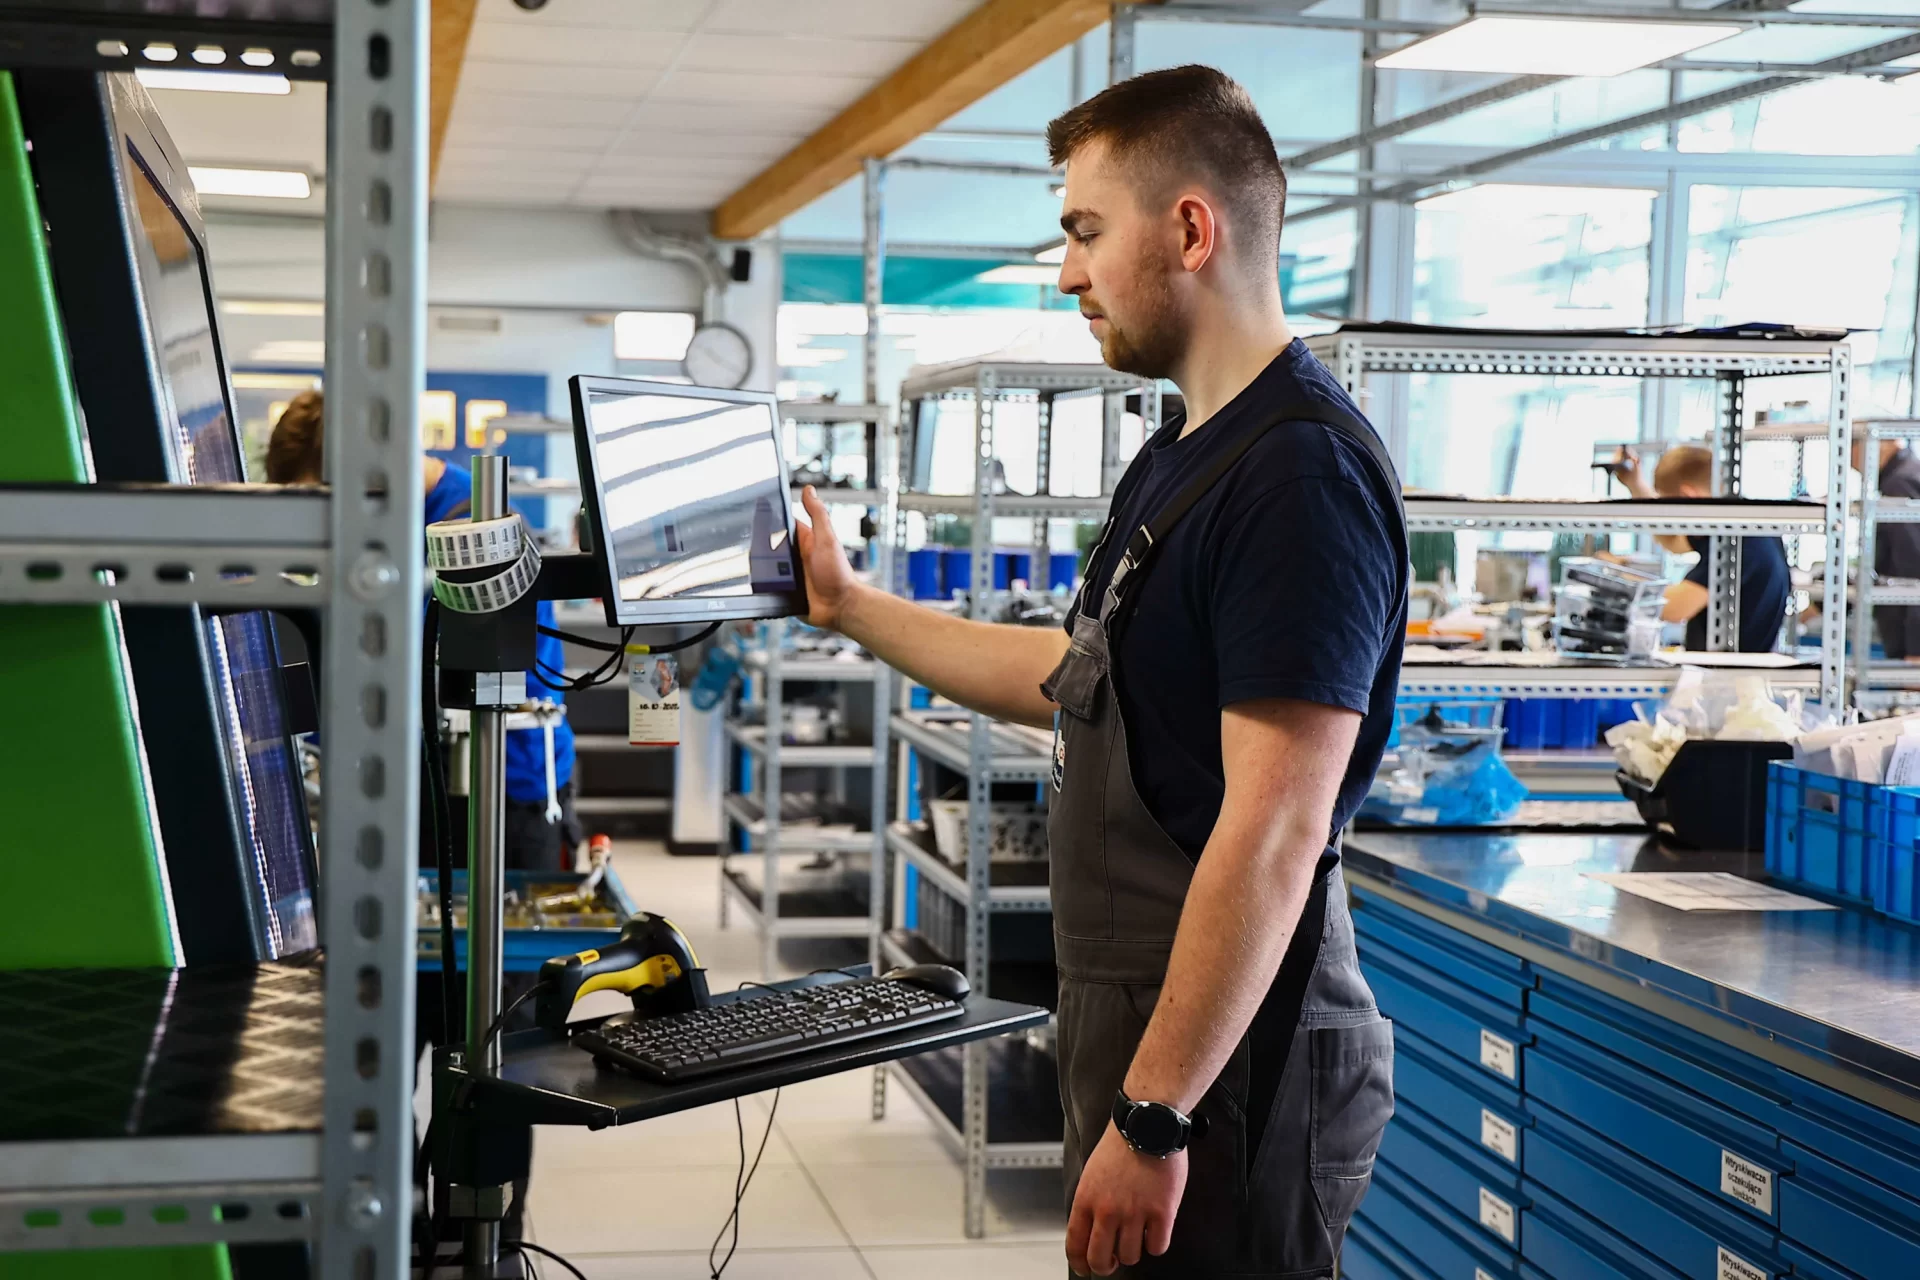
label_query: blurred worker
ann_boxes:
[266,391,581,869]
[797,67,1401,1278]
[1855,430,1920,658]
[1609,444,1790,652]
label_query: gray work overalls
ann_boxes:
[1040,391,1401,1278]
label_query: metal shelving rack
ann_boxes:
[0,2,424,1273]
[871,359,1157,1237]
[718,623,881,978]
[1848,417,1920,705]
[1307,326,1856,709]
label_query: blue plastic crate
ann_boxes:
[907,548,942,599]
[1765,764,1884,905]
[1391,696,1505,749]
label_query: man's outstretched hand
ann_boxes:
[792,485,861,633]
[1066,1122,1186,1276]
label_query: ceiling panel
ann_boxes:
[649,67,871,107]
[465,20,687,68]
[436,146,603,175]
[448,91,643,128]
[457,59,671,99]
[473,0,704,33]
[677,31,922,78]
[438,121,623,154]
[597,99,838,138]
[705,0,976,41]
[603,129,800,161]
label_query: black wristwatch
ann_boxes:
[1112,1090,1207,1158]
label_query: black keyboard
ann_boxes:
[574,976,965,1083]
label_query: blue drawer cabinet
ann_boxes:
[1529,977,1792,1133]
[1379,1103,1526,1254]
[1526,1103,1785,1280]
[1362,944,1530,1087]
[1359,1162,1522,1280]
[1523,1180,1694,1280]
[1779,1240,1866,1280]
[1395,1023,1531,1169]
[1771,1072,1920,1211]
[1524,1029,1786,1224]
[1347,1218,1448,1280]
[1354,888,1537,1006]
[1777,1142,1920,1280]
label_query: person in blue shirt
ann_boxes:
[1609,443,1790,652]
[267,391,580,869]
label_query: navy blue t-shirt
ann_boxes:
[1681,535,1790,653]
[427,465,575,802]
[1069,341,1407,861]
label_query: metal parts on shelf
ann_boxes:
[1852,420,1920,698]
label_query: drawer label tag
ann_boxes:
[1717,1246,1769,1280]
[1476,1270,1497,1280]
[1720,1149,1773,1214]
[1480,1108,1519,1163]
[1478,1187,1517,1244]
[1479,1029,1517,1080]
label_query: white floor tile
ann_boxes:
[814,1164,1067,1248]
[774,1068,949,1168]
[861,1241,1066,1280]
[551,1247,872,1279]
[532,1096,789,1172]
[526,1164,847,1255]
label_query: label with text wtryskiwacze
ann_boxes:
[1479,1028,1517,1080]
[1716,1246,1769,1280]
[1480,1108,1518,1163]
[1720,1149,1774,1214]
[1478,1187,1517,1244]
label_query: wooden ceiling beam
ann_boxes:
[712,0,1153,241]
[429,0,482,193]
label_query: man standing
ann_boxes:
[1856,431,1920,659]
[1608,444,1789,652]
[794,66,1402,1278]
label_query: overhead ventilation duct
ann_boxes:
[609,209,730,323]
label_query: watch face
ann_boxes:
[1126,1103,1186,1155]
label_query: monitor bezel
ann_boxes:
[569,374,809,629]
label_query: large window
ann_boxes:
[1405,184,1655,497]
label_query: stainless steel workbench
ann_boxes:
[1342,831,1920,1114]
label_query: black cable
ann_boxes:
[708,1088,782,1279]
[508,1241,586,1280]
[539,619,721,656]
[422,597,461,1047]
[532,626,634,694]
[481,979,550,1054]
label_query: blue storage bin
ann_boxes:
[1393,1024,1530,1169]
[1526,1102,1784,1280]
[1778,1141,1920,1280]
[1048,551,1078,592]
[1779,1240,1866,1280]
[1765,763,1885,905]
[906,548,942,599]
[940,548,971,594]
[992,550,1031,589]
[1871,828,1920,924]
[1346,1218,1445,1280]
[1523,1029,1786,1225]
[1378,1104,1526,1253]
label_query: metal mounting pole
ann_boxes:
[863,158,886,408]
[1708,375,1745,653]
[1108,3,1135,84]
[464,454,509,1279]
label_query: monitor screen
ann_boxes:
[571,376,807,627]
[125,141,317,956]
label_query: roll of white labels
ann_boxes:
[425,513,525,570]
[427,515,542,614]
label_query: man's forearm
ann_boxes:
[1120,807,1326,1113]
[836,583,1068,729]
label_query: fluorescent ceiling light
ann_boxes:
[138,68,291,94]
[1416,183,1659,216]
[1033,241,1067,264]
[1376,16,1739,77]
[189,166,312,199]
[248,339,325,363]
[978,264,1062,285]
[614,310,695,361]
[223,298,324,317]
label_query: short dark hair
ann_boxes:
[266,389,325,483]
[1046,64,1285,261]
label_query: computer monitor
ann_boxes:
[570,376,809,628]
[16,70,318,962]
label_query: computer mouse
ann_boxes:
[883,963,971,1002]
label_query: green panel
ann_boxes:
[0,71,172,969]
[783,252,1077,309]
[0,69,228,1280]
[0,1249,232,1280]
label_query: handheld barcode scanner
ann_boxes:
[534,912,712,1030]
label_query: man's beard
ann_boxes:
[1095,260,1184,380]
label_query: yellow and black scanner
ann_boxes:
[535,912,711,1030]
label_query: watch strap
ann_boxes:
[1112,1090,1207,1155]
